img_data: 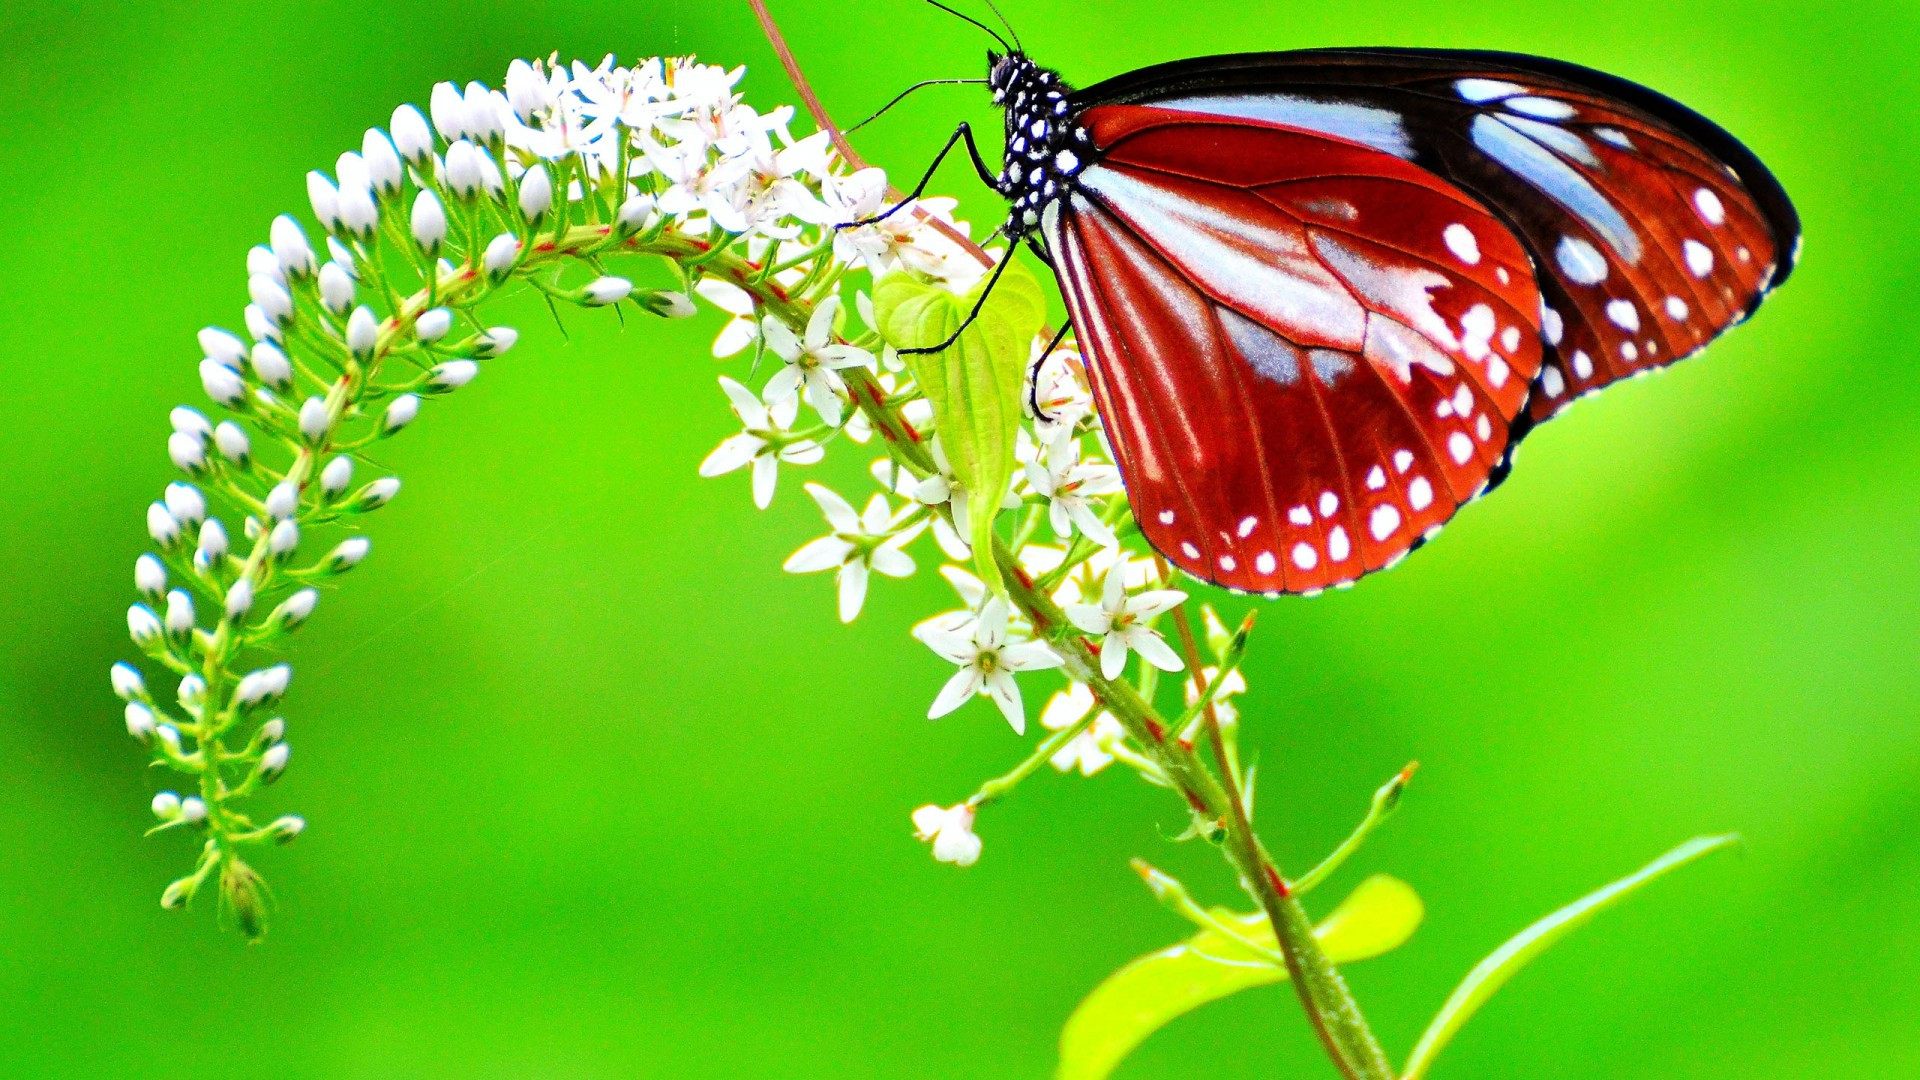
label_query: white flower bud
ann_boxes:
[353,477,401,511]
[306,171,340,232]
[327,236,356,271]
[249,341,292,390]
[643,290,696,318]
[127,604,163,648]
[248,273,294,328]
[444,139,483,199]
[244,516,263,541]
[247,245,284,287]
[505,59,549,121]
[111,662,146,701]
[167,431,208,473]
[474,327,517,357]
[154,724,182,754]
[213,421,251,465]
[517,164,553,222]
[147,502,181,546]
[151,791,182,819]
[198,328,247,369]
[199,359,245,406]
[163,589,195,641]
[224,576,254,619]
[411,189,447,254]
[324,536,371,572]
[162,483,205,527]
[347,305,380,359]
[176,674,206,709]
[475,145,505,198]
[320,455,353,496]
[134,555,167,598]
[337,181,378,239]
[266,481,299,519]
[267,814,306,844]
[429,81,467,141]
[582,276,633,306]
[234,663,292,708]
[269,518,300,559]
[178,796,208,826]
[414,308,451,342]
[295,395,330,441]
[483,233,520,281]
[197,518,229,561]
[125,702,158,742]
[363,128,403,197]
[431,360,479,389]
[271,588,318,631]
[318,261,356,315]
[244,303,279,344]
[270,214,316,280]
[336,150,369,194]
[382,393,420,435]
[392,103,433,164]
[258,742,291,783]
[464,81,503,143]
[615,194,655,237]
[170,405,213,436]
[258,718,287,744]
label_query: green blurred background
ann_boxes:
[1,0,1915,1076]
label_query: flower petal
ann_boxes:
[1002,640,1065,672]
[698,433,761,477]
[1100,634,1130,681]
[1129,627,1187,673]
[836,560,869,623]
[784,535,852,573]
[1064,604,1110,636]
[750,454,778,509]
[928,666,981,719]
[1127,589,1189,620]
[982,669,1026,735]
[804,482,861,533]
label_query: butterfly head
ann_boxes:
[985,52,1091,237]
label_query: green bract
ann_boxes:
[873,260,1048,596]
[1057,874,1425,1080]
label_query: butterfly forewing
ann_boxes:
[1046,106,1544,593]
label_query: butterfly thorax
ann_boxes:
[986,52,1092,238]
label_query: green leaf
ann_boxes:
[1057,875,1424,1080]
[873,261,1046,595]
[1400,834,1740,1080]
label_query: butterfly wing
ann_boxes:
[1075,48,1799,430]
[1044,105,1544,593]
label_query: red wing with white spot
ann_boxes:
[1045,105,1543,594]
[1074,49,1800,429]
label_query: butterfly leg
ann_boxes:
[896,250,1016,355]
[840,122,998,228]
[1027,320,1074,423]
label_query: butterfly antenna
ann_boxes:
[979,0,1023,51]
[847,78,988,135]
[923,0,1012,52]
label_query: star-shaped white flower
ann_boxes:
[698,376,821,508]
[911,802,981,867]
[1026,430,1122,547]
[1065,560,1188,680]
[760,296,874,426]
[1039,682,1126,777]
[913,596,1063,733]
[783,484,922,622]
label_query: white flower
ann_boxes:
[782,484,921,622]
[728,129,834,239]
[1040,682,1127,776]
[391,103,434,164]
[411,189,447,254]
[582,276,632,305]
[1030,337,1094,433]
[1026,430,1122,547]
[913,596,1063,733]
[759,296,873,427]
[697,376,821,509]
[1065,560,1188,680]
[694,278,758,357]
[911,802,982,867]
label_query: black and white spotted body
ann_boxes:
[987,52,1092,240]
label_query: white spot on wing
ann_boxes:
[1607,300,1640,331]
[1456,78,1525,102]
[1219,554,1237,572]
[1328,526,1352,561]
[1684,239,1714,278]
[1506,96,1577,119]
[1448,431,1473,464]
[1151,94,1415,158]
[1408,476,1434,511]
[1542,365,1566,397]
[1393,449,1414,473]
[1694,188,1727,226]
[1158,510,1175,525]
[1444,223,1482,265]
[1288,505,1313,526]
[1237,515,1258,538]
[1556,235,1609,285]
[1572,350,1593,379]
[1181,541,1201,559]
[1291,543,1318,570]
[1370,503,1402,540]
[1255,551,1277,575]
[1666,296,1690,321]
[1319,492,1339,517]
[1542,306,1565,345]
[1365,466,1386,491]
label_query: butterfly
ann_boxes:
[889,29,1799,597]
